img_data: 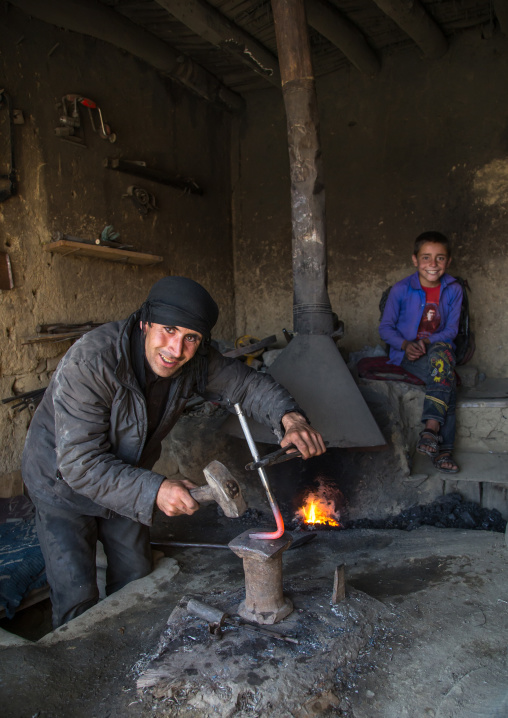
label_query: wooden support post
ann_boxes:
[331,564,346,604]
[271,0,333,336]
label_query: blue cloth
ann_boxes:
[379,272,463,366]
[0,518,47,619]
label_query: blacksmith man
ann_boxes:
[22,276,325,628]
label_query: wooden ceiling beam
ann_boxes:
[372,0,448,60]
[305,0,380,76]
[493,1,508,36]
[7,0,244,112]
[155,0,281,87]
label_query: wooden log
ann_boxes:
[371,0,448,60]
[157,0,281,87]
[271,0,333,335]
[8,0,244,112]
[306,0,380,76]
[331,564,346,604]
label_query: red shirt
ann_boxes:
[417,285,441,339]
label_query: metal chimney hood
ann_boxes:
[223,0,385,449]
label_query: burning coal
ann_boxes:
[295,477,343,528]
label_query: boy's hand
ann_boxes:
[281,412,326,459]
[402,339,427,361]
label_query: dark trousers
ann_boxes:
[401,341,457,452]
[34,499,152,629]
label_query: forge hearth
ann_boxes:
[136,581,390,716]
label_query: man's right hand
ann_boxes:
[156,478,200,517]
[402,339,427,361]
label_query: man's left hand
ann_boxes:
[280,412,326,459]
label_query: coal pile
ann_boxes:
[345,493,506,533]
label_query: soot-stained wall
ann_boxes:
[0,8,233,489]
[233,28,508,379]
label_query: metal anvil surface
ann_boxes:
[229,530,293,625]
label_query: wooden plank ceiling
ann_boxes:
[9,0,502,109]
[97,0,497,96]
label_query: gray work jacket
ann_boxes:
[22,312,300,525]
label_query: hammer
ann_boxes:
[186,598,299,643]
[188,460,247,518]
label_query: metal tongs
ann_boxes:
[245,444,301,471]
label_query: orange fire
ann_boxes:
[296,495,341,527]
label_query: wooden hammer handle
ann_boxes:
[189,485,213,504]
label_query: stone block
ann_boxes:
[444,480,481,504]
[455,365,479,388]
[481,483,508,520]
[0,470,24,498]
[455,405,508,452]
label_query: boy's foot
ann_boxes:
[416,429,440,458]
[433,452,459,474]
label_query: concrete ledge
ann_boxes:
[411,451,508,484]
[0,557,180,649]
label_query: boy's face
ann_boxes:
[412,241,451,288]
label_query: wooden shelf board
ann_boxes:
[44,240,163,265]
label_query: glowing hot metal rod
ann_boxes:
[233,402,285,540]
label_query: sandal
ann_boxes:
[433,452,459,474]
[416,429,441,458]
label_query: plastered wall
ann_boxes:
[0,8,234,486]
[233,28,508,379]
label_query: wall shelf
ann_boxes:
[44,240,163,265]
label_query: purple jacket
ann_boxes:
[379,272,463,366]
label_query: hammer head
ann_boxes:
[202,461,247,518]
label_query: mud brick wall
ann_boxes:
[0,8,234,491]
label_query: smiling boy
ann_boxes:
[379,231,463,474]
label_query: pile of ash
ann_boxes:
[345,493,506,533]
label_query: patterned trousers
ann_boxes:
[401,342,457,452]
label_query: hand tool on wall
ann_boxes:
[52,230,133,250]
[55,94,116,144]
[233,402,285,539]
[186,598,299,644]
[104,158,203,195]
[2,388,46,413]
[123,185,157,216]
[189,460,247,518]
[0,252,14,290]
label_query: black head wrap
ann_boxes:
[139,276,219,394]
[140,276,219,339]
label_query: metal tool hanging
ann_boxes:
[55,94,116,145]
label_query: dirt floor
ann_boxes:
[0,502,507,718]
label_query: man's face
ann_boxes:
[141,322,202,378]
[412,241,451,288]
